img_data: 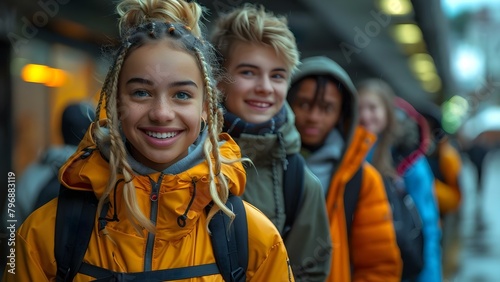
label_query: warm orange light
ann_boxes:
[21,64,51,84]
[21,64,67,87]
[45,68,67,87]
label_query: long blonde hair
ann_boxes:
[357,79,398,178]
[93,0,237,235]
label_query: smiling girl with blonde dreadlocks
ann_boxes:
[6,0,294,281]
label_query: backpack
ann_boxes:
[55,153,307,282]
[33,172,60,211]
[343,167,363,235]
[426,155,445,183]
[383,176,424,279]
[340,166,363,275]
[282,153,306,239]
[54,185,248,282]
[283,154,363,238]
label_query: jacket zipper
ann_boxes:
[144,173,164,271]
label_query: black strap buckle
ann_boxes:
[230,267,245,282]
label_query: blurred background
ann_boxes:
[1,0,499,280]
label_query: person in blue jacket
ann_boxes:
[357,79,442,282]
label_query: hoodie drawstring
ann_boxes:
[271,158,283,230]
[275,131,290,234]
[177,178,197,228]
[98,179,123,231]
[277,131,289,170]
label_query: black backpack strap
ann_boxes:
[33,172,60,211]
[55,185,98,282]
[282,153,305,239]
[209,195,248,282]
[79,262,220,281]
[344,167,363,235]
[426,155,445,182]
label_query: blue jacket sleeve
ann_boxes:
[403,157,442,282]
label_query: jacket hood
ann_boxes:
[417,101,445,143]
[392,97,430,175]
[58,122,246,239]
[290,56,359,151]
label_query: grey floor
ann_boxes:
[446,150,500,282]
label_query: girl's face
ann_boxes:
[291,78,343,147]
[219,42,289,124]
[358,90,388,135]
[118,41,206,171]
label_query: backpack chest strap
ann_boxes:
[79,262,220,281]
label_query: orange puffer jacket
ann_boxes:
[433,141,462,214]
[325,127,402,282]
[6,124,293,282]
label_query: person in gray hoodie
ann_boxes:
[211,4,332,281]
[288,56,402,281]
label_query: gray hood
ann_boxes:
[290,56,359,150]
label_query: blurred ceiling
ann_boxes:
[4,0,454,108]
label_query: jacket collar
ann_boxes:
[302,129,344,193]
[232,102,301,165]
[59,122,246,240]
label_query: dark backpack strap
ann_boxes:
[79,262,220,281]
[55,185,97,282]
[426,155,445,183]
[209,195,248,282]
[344,167,363,235]
[282,153,305,239]
[33,171,60,211]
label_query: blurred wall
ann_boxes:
[11,40,103,175]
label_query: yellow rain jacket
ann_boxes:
[5,123,293,282]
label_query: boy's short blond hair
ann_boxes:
[211,4,300,75]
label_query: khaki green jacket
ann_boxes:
[231,103,332,282]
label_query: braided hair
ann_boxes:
[93,0,238,235]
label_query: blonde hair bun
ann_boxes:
[117,0,204,38]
